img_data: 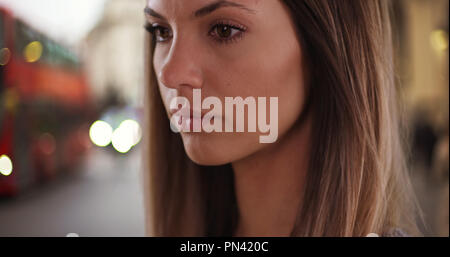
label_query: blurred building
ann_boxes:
[395,0,449,237]
[83,0,145,108]
[399,0,449,131]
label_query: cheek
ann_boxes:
[153,52,173,109]
[224,39,305,134]
[153,52,163,82]
[259,60,305,137]
[158,85,169,107]
[156,78,176,115]
[277,72,305,134]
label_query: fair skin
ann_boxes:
[232,114,311,236]
[146,0,312,236]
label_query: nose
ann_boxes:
[157,37,204,90]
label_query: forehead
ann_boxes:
[146,0,262,18]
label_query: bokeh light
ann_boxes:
[23,41,43,63]
[120,119,142,146]
[111,119,141,154]
[0,155,13,176]
[89,120,113,147]
[430,29,449,53]
[0,48,11,66]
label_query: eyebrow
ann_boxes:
[144,0,255,20]
[144,7,165,20]
[194,0,256,17]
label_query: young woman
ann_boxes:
[143,0,421,236]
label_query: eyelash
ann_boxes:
[144,21,247,45]
[208,21,247,44]
[144,23,171,43]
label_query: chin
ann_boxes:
[185,152,225,166]
[180,133,231,166]
[180,132,265,166]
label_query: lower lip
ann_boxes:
[176,115,218,133]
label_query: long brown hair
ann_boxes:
[143,0,421,236]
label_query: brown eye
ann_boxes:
[145,23,172,43]
[209,22,246,44]
[216,25,232,38]
[155,26,172,42]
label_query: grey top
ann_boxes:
[383,228,410,237]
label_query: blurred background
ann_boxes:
[0,0,448,236]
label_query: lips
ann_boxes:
[170,106,220,132]
[172,110,202,132]
[169,107,205,119]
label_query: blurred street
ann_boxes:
[0,147,145,237]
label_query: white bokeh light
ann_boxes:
[89,120,113,147]
[111,119,141,154]
[120,119,142,146]
[0,155,13,176]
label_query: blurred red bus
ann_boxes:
[0,7,93,196]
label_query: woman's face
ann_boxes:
[147,0,307,165]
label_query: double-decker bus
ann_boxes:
[0,7,93,196]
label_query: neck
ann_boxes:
[232,115,312,237]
